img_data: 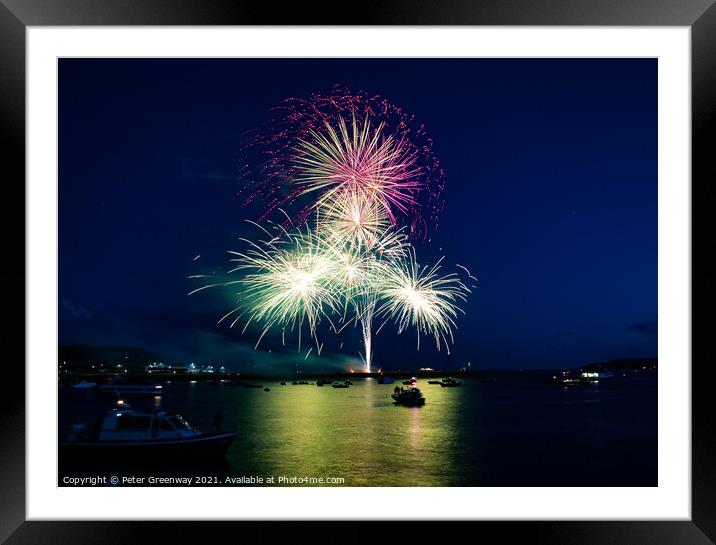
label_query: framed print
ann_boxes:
[2,1,715,543]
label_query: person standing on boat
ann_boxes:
[212,411,223,433]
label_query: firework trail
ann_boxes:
[238,85,446,240]
[322,212,408,371]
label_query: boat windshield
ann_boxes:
[116,415,152,430]
[169,416,191,429]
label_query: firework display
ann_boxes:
[238,85,446,239]
[375,251,468,353]
[227,225,340,350]
[196,89,472,371]
[293,115,422,224]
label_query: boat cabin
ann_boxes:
[97,409,198,441]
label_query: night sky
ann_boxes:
[59,58,657,372]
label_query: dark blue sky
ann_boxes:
[59,58,657,371]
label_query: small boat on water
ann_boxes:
[427,380,442,385]
[96,384,163,396]
[264,387,270,392]
[392,387,425,406]
[548,369,617,386]
[344,379,353,386]
[60,401,236,459]
[292,380,311,385]
[316,378,332,387]
[280,381,287,386]
[440,377,462,387]
[579,370,616,382]
[332,383,349,389]
[402,377,418,386]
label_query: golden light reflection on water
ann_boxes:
[199,379,469,486]
[408,405,421,452]
[142,378,470,486]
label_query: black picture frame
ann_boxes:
[2,1,714,543]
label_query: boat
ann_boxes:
[280,381,287,386]
[548,369,616,386]
[332,383,349,388]
[316,378,332,387]
[402,377,418,386]
[440,377,462,387]
[579,370,616,383]
[264,387,270,392]
[96,383,164,396]
[60,401,236,458]
[391,387,425,406]
[72,380,97,389]
[344,379,353,386]
[292,380,311,385]
[427,380,442,385]
[377,375,394,384]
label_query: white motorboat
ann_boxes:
[60,401,236,458]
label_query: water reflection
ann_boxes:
[59,373,657,486]
[155,379,465,486]
[408,406,421,451]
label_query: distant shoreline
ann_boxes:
[59,362,657,384]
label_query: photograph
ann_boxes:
[57,57,657,488]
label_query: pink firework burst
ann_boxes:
[238,85,446,239]
[293,114,422,224]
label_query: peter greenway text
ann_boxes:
[61,474,346,486]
